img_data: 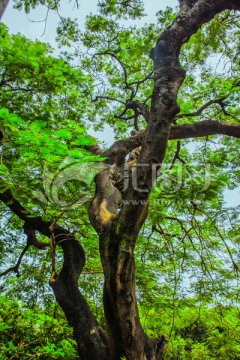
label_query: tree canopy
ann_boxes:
[0,1,240,359]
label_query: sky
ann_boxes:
[1,0,178,142]
[1,0,178,43]
[1,0,239,206]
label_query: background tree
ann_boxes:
[0,1,240,360]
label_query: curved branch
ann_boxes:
[92,95,125,105]
[95,51,135,98]
[177,97,230,118]
[85,143,103,156]
[0,83,34,92]
[169,140,186,169]
[23,223,49,249]
[103,130,144,164]
[0,187,109,359]
[0,222,49,278]
[126,100,150,123]
[128,71,154,87]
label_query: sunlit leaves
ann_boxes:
[0,296,78,359]
[56,17,81,47]
[97,0,145,19]
[0,27,103,222]
[13,0,61,13]
[0,23,92,124]
[0,107,103,217]
[53,129,73,140]
[140,305,240,360]
[0,3,240,358]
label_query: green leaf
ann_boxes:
[0,165,8,174]
[54,129,72,140]
[71,137,94,146]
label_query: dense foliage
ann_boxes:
[0,297,78,359]
[0,1,239,359]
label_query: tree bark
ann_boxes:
[0,0,9,19]
[89,168,167,359]
[0,188,110,360]
[50,236,109,360]
[89,1,240,359]
[104,120,240,166]
[1,1,240,359]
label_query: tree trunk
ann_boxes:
[101,227,167,360]
[88,1,240,359]
[89,168,167,359]
[0,0,9,19]
[1,1,240,360]
[50,236,110,360]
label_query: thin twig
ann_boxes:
[0,244,30,277]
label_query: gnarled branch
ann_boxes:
[0,187,109,359]
[103,120,240,164]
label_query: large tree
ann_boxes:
[0,1,240,359]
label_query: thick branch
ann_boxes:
[103,130,144,164]
[51,238,109,360]
[170,120,240,139]
[0,187,109,360]
[103,120,240,164]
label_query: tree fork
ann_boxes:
[1,1,240,359]
[89,1,240,359]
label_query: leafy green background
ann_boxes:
[0,1,239,358]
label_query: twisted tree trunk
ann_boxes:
[88,1,240,359]
[50,236,109,360]
[0,189,110,360]
[1,1,240,359]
